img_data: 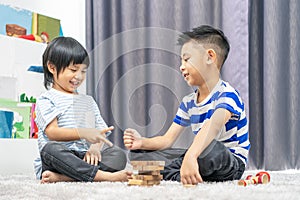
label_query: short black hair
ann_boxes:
[178,25,230,68]
[42,37,90,89]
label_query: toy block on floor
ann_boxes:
[128,161,165,186]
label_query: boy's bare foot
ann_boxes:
[41,170,74,184]
[94,170,132,182]
[41,170,132,183]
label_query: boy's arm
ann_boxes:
[124,122,184,150]
[45,117,113,145]
[180,108,232,185]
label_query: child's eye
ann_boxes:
[183,58,190,62]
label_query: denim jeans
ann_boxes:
[129,140,245,182]
[40,141,127,181]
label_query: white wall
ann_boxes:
[0,139,39,176]
[0,35,47,100]
[0,0,86,45]
[0,1,86,175]
[0,0,87,96]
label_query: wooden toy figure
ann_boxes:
[238,171,270,186]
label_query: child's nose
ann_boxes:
[180,64,185,72]
[75,72,83,79]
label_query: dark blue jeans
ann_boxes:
[40,141,127,182]
[129,140,245,182]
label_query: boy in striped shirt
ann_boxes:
[34,37,131,183]
[124,25,250,185]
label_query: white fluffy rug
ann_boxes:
[0,170,300,200]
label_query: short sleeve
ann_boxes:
[35,96,61,131]
[215,92,243,121]
[173,101,191,127]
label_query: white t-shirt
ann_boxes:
[33,88,108,178]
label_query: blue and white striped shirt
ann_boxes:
[33,88,108,178]
[174,79,250,164]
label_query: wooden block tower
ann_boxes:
[128,161,165,186]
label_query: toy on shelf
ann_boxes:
[20,93,38,138]
[17,32,49,43]
[20,93,36,103]
[5,23,49,43]
[19,93,38,139]
[238,171,270,186]
[6,24,27,36]
[27,66,43,73]
[0,98,30,139]
[128,161,165,186]
[30,103,38,138]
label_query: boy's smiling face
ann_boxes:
[48,63,87,94]
[179,41,208,87]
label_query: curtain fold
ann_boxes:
[86,0,300,170]
[249,0,300,170]
[248,0,265,169]
[85,0,249,165]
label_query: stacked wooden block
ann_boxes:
[128,161,165,186]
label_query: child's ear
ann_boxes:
[206,49,217,64]
[47,61,55,74]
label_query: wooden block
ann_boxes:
[131,175,144,180]
[128,179,159,186]
[128,179,147,185]
[147,161,165,166]
[128,160,165,186]
[143,175,163,181]
[146,180,161,185]
[131,160,165,166]
[142,165,164,171]
[132,174,163,181]
[138,170,161,175]
[6,24,27,36]
[131,165,144,171]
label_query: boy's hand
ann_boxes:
[180,154,203,185]
[77,127,114,146]
[123,128,142,150]
[84,143,102,166]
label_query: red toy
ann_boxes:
[238,171,270,186]
[18,32,49,43]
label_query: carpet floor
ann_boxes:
[0,170,299,200]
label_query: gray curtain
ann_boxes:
[85,0,249,163]
[249,0,300,170]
